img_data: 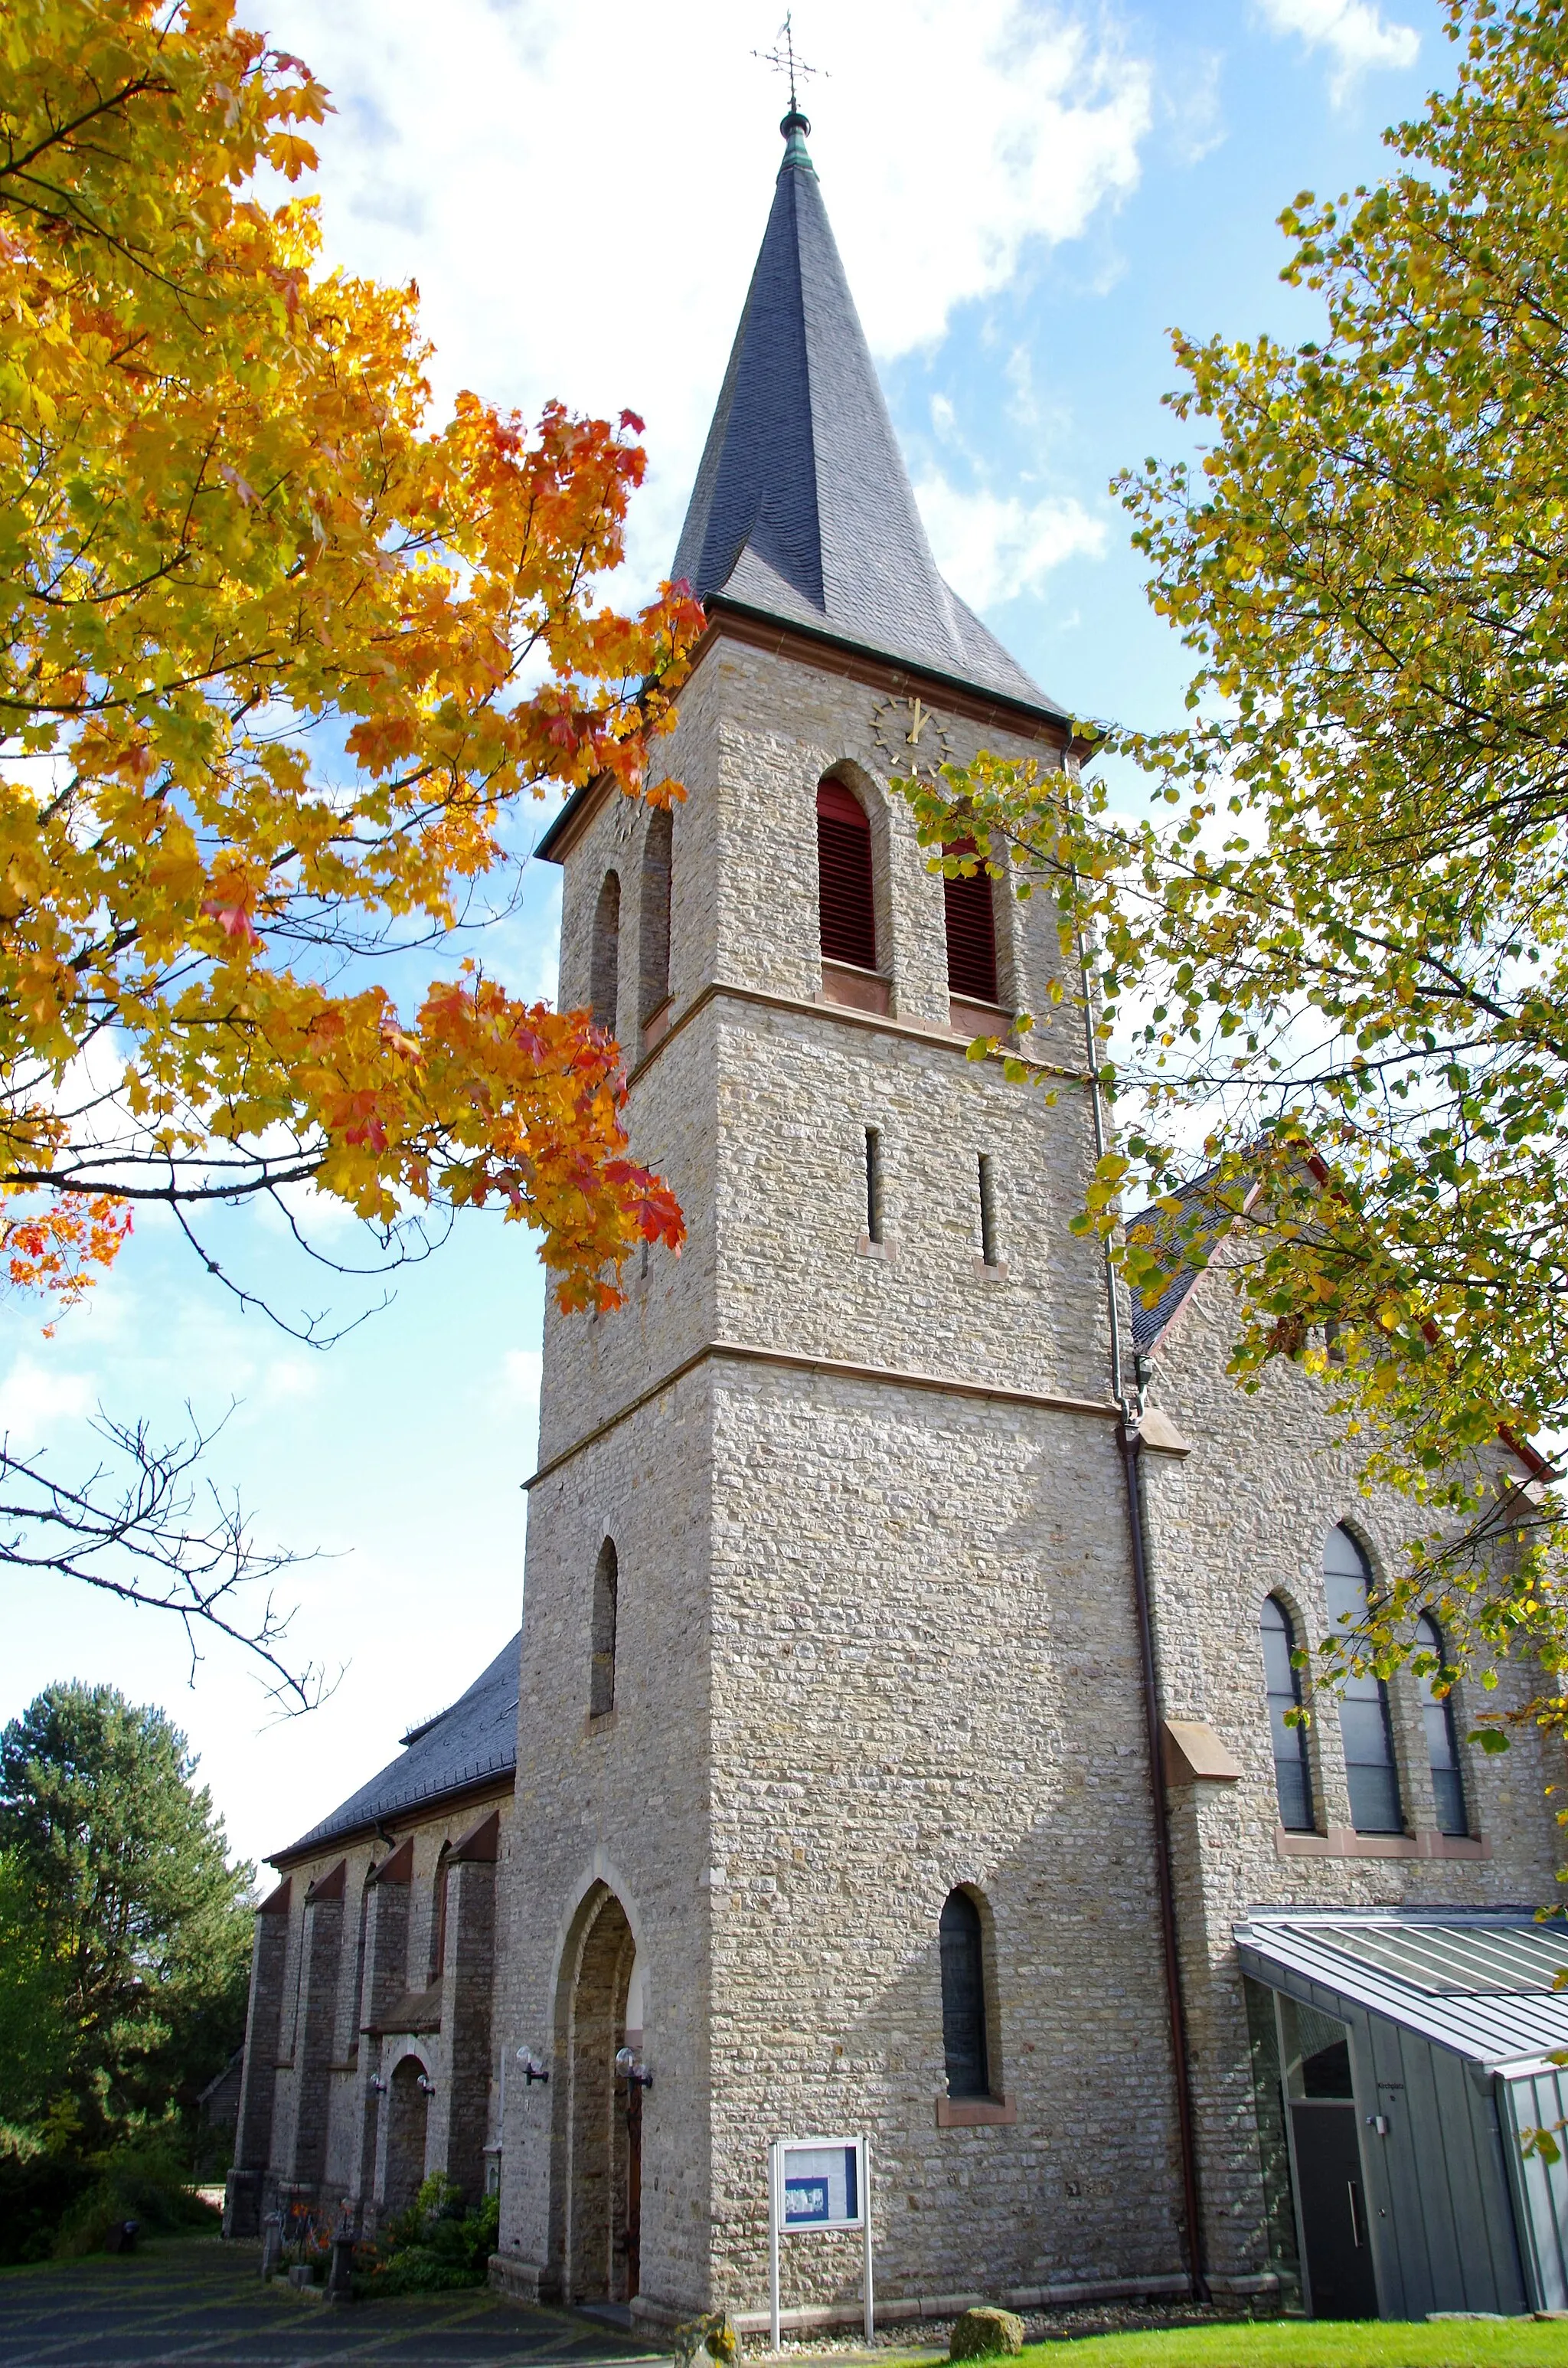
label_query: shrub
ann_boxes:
[0,2144,95,2267]
[53,2128,218,2258]
[359,2173,498,2294]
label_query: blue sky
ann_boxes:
[3,0,1452,1874]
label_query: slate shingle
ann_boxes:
[672,123,1064,717]
[274,1633,519,1861]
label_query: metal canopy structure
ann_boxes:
[1237,1908,1568,2318]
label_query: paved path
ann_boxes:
[0,2238,666,2368]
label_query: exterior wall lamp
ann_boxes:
[515,2046,550,2086]
[615,2046,652,2091]
[367,2075,387,2094]
[416,2074,436,2095]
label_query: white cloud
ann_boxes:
[259,0,1153,588]
[914,477,1106,608]
[1256,0,1419,96]
[0,1355,93,1447]
[501,1348,542,1405]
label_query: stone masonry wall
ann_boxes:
[707,1359,1184,2314]
[253,1793,514,2228]
[1138,1261,1563,2288]
[494,1366,717,2311]
[497,625,1197,2320]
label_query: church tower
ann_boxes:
[492,108,1189,2322]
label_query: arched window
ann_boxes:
[1260,1596,1313,1832]
[591,871,621,1035]
[430,1843,451,1984]
[590,1538,618,1719]
[943,840,998,1006]
[639,808,673,1025]
[1324,1525,1403,1834]
[939,1889,990,2099]
[816,778,877,972]
[1416,1612,1467,1837]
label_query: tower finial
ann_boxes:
[753,12,825,152]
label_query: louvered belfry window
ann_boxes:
[816,778,877,971]
[943,839,998,1005]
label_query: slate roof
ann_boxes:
[1236,1908,1568,2078]
[671,117,1064,718]
[1126,1162,1252,1351]
[274,1633,520,1863]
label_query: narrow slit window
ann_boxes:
[977,1153,998,1268]
[430,1844,451,1984]
[864,1128,884,1244]
[1416,1613,1467,1837]
[939,1889,990,2099]
[639,808,673,1022]
[1324,1526,1403,1834]
[1260,1596,1313,1831]
[590,1538,619,1719]
[817,779,877,971]
[944,839,998,1006]
[591,871,621,1035]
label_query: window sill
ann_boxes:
[1275,1823,1489,1861]
[936,2093,1017,2128]
[856,1235,897,1261]
[973,1258,1008,1283]
[821,961,891,1015]
[583,1709,618,1738]
[640,998,674,1053]
[949,996,1012,1041]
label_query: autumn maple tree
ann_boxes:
[2,0,704,1325]
[902,0,1568,1740]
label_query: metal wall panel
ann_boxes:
[1501,2065,1568,2311]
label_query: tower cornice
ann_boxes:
[533,603,1086,868]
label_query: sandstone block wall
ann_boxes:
[1139,1264,1563,2286]
[498,626,1197,2318]
[237,1794,513,2230]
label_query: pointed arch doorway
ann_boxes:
[552,1885,642,2304]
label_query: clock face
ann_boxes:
[871,693,952,779]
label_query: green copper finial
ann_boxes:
[753,14,824,172]
[779,107,814,174]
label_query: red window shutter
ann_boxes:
[943,840,998,1004]
[816,780,877,970]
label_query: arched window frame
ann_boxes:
[638,807,673,1035]
[1260,1594,1315,1833]
[939,1886,995,2101]
[590,1537,619,1721]
[1416,1611,1468,1837]
[1324,1523,1403,1835]
[590,869,621,1037]
[816,773,882,983]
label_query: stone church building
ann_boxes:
[230,110,1568,2327]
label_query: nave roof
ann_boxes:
[273,1631,519,1865]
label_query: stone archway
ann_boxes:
[384,2056,430,2217]
[551,1886,639,2303]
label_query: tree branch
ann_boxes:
[0,1407,337,1715]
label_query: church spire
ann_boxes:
[671,113,1057,713]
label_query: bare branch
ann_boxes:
[0,1406,338,1715]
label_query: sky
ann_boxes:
[2,0,1453,1878]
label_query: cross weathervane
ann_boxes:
[753,13,825,118]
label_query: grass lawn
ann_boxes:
[1012,2322,1568,2366]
